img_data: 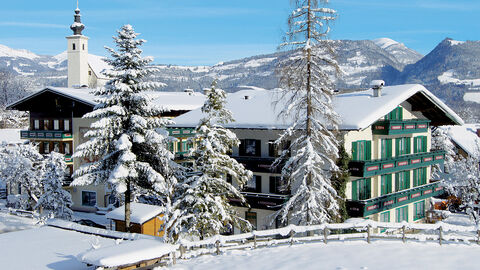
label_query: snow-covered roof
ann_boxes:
[106,202,164,224]
[172,84,464,130]
[88,54,111,79]
[79,239,175,268]
[7,87,206,112]
[440,124,480,157]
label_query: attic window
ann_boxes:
[88,71,92,76]
[72,43,76,50]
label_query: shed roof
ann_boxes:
[106,202,164,224]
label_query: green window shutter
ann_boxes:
[413,137,418,154]
[395,138,400,156]
[352,141,358,160]
[366,141,372,160]
[352,180,358,200]
[406,171,411,189]
[399,107,403,120]
[387,139,392,158]
[406,138,411,154]
[422,136,428,152]
[387,174,392,193]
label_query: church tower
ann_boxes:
[66,6,89,88]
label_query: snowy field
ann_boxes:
[169,240,480,270]
[0,226,117,270]
[0,211,38,233]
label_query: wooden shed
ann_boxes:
[106,203,165,237]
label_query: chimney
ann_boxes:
[371,80,385,97]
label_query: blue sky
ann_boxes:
[0,0,478,65]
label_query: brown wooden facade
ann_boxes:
[112,214,165,237]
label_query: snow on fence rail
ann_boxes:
[176,220,480,259]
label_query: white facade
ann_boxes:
[67,35,90,88]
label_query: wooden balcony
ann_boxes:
[346,181,444,217]
[228,192,289,210]
[348,150,446,177]
[20,130,73,140]
[372,119,430,135]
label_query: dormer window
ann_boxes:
[72,43,76,50]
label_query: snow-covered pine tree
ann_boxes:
[445,156,480,224]
[274,0,341,225]
[0,143,44,209]
[72,25,179,232]
[168,81,252,241]
[431,127,456,177]
[36,152,74,220]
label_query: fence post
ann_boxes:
[402,225,406,243]
[254,234,257,249]
[171,252,176,265]
[179,244,185,259]
[367,225,371,244]
[215,240,220,255]
[439,226,443,246]
[477,230,480,245]
[290,230,295,246]
[323,228,328,244]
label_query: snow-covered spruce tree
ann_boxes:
[431,127,456,178]
[0,143,44,209]
[274,0,341,225]
[168,81,252,241]
[445,156,480,225]
[36,152,74,220]
[72,25,179,232]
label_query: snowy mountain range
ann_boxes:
[1,37,479,121]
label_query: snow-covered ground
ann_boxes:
[73,211,111,228]
[0,211,38,233]
[169,240,480,270]
[0,226,117,270]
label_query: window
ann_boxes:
[245,175,261,192]
[245,212,257,229]
[44,119,50,130]
[380,211,390,223]
[352,178,371,200]
[414,200,425,220]
[72,43,76,50]
[385,107,403,120]
[381,174,392,195]
[226,174,232,184]
[53,120,59,130]
[395,137,411,156]
[53,142,60,153]
[64,142,71,155]
[275,216,288,229]
[64,120,70,131]
[413,136,427,153]
[82,191,96,207]
[269,140,290,157]
[413,167,427,187]
[82,44,85,50]
[239,139,261,156]
[34,120,40,130]
[381,139,392,159]
[395,171,410,191]
[396,205,408,222]
[43,142,50,154]
[269,176,289,195]
[17,183,22,195]
[88,70,92,76]
[352,140,371,161]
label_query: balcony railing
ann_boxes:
[372,119,430,135]
[233,156,282,173]
[228,192,289,210]
[168,128,196,138]
[20,130,73,140]
[348,150,446,177]
[346,181,444,217]
[64,155,73,164]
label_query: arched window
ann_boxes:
[82,44,85,50]
[72,43,76,50]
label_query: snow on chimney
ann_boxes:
[371,80,385,97]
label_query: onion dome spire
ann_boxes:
[70,5,85,35]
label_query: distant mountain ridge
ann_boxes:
[2,37,480,122]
